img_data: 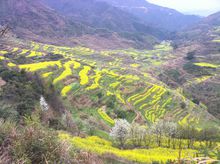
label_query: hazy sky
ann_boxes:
[147,0,220,16]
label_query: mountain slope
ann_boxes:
[177,12,220,47]
[0,0,171,49]
[0,0,91,39]
[42,0,169,40]
[1,39,219,127]
[98,0,201,31]
[163,11,220,119]
[202,11,220,26]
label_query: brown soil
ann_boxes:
[70,95,94,109]
[132,111,145,125]
[0,77,6,87]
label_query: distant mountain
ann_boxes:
[42,0,168,40]
[98,0,201,31]
[177,11,220,43]
[0,0,173,48]
[0,0,203,49]
[202,11,220,26]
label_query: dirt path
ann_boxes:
[0,77,6,87]
[132,110,145,124]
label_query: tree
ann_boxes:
[144,128,153,148]
[152,120,165,147]
[185,51,195,60]
[110,119,130,149]
[178,124,197,149]
[163,121,178,148]
[199,127,220,147]
[0,25,10,38]
[40,96,49,111]
[75,119,84,136]
[129,123,147,147]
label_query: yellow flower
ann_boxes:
[8,62,16,67]
[98,108,115,125]
[79,66,91,85]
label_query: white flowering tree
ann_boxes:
[40,96,49,111]
[110,119,130,148]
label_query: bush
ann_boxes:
[114,109,126,119]
[0,66,43,120]
[180,102,186,109]
[0,114,74,164]
[0,119,15,145]
[185,51,195,60]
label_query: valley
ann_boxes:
[0,35,220,163]
[0,0,220,163]
[1,39,218,126]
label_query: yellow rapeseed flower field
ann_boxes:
[98,107,115,125]
[79,66,91,85]
[18,61,62,72]
[59,133,197,163]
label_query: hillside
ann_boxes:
[178,12,220,43]
[98,0,201,31]
[43,0,166,36]
[202,11,220,26]
[42,0,169,48]
[0,0,91,38]
[0,37,220,163]
[1,39,217,125]
[161,12,220,119]
[0,0,159,49]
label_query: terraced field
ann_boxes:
[59,133,198,163]
[0,40,218,128]
[212,26,220,43]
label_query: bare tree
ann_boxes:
[163,121,178,148]
[0,25,10,38]
[129,123,147,147]
[152,120,165,147]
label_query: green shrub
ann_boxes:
[0,66,43,119]
[185,51,195,60]
[0,119,15,145]
[10,114,75,163]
